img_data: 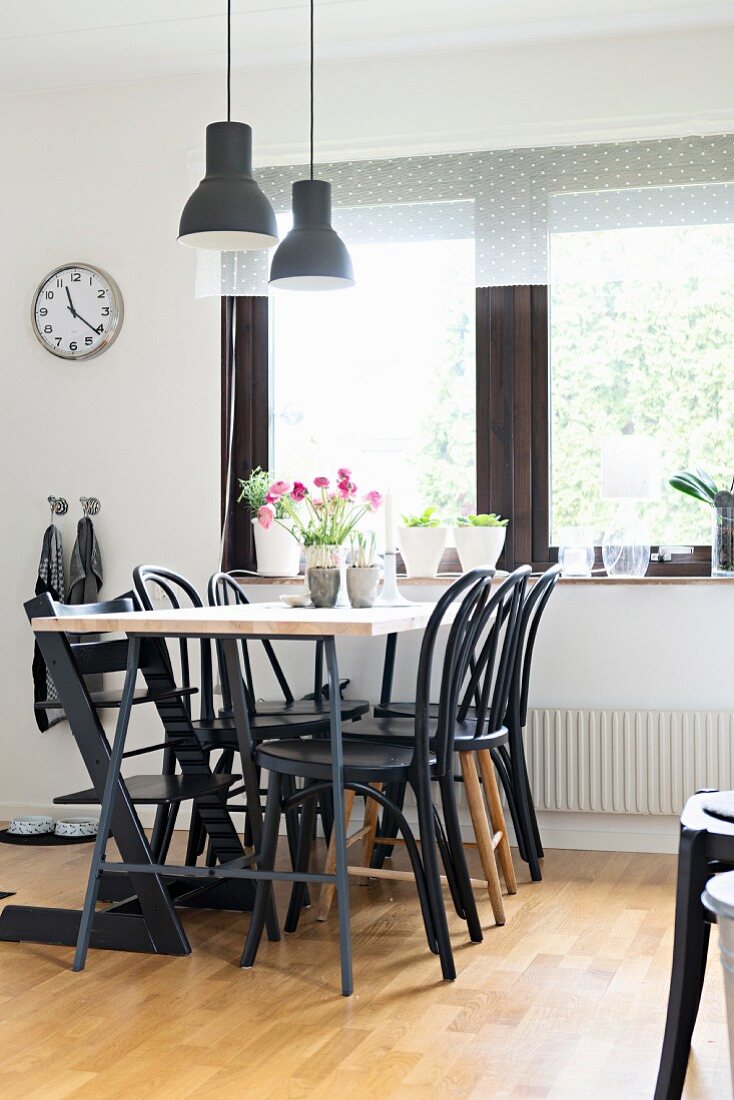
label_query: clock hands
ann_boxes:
[65,287,103,336]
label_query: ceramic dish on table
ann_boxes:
[8,815,54,836]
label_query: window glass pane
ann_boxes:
[271,214,475,529]
[549,189,734,545]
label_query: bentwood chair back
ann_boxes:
[348,566,530,930]
[210,571,369,724]
[496,563,562,881]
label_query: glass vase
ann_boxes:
[712,506,734,577]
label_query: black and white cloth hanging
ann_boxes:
[32,523,66,731]
[68,516,103,604]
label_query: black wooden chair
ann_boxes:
[27,596,239,857]
[241,568,525,983]
[495,563,561,881]
[344,567,530,930]
[655,789,734,1099]
[214,570,370,725]
[133,566,339,864]
[372,564,559,881]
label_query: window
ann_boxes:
[222,172,734,577]
[270,207,476,524]
[549,185,734,552]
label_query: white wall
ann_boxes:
[2,25,734,831]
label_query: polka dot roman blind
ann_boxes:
[193,133,734,296]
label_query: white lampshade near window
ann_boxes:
[601,434,659,500]
[600,433,659,576]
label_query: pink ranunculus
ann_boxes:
[268,480,292,499]
[337,467,352,480]
[337,475,355,497]
[257,503,275,529]
[314,476,330,488]
[291,481,308,502]
[365,490,383,511]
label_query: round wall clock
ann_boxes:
[31,263,124,360]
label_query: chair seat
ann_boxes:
[373,700,437,720]
[192,710,333,750]
[349,716,509,750]
[255,737,433,783]
[219,699,370,721]
[34,685,198,711]
[54,773,238,806]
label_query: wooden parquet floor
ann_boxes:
[0,835,729,1099]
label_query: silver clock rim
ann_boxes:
[31,262,124,362]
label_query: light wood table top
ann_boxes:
[30,601,446,639]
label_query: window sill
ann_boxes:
[238,572,732,587]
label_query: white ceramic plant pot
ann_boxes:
[251,519,301,577]
[454,526,506,572]
[398,526,448,578]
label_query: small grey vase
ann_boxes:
[346,566,380,608]
[307,567,341,608]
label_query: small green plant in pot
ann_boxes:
[237,467,301,577]
[454,513,509,572]
[398,507,447,577]
[347,532,380,607]
[669,466,734,577]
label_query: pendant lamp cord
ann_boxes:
[227,0,231,122]
[308,0,314,180]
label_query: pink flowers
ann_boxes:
[268,480,292,499]
[257,504,275,530]
[256,466,382,540]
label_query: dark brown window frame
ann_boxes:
[222,287,711,577]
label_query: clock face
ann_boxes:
[32,264,123,360]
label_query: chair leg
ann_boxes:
[460,752,505,926]
[438,775,483,942]
[505,720,545,875]
[654,827,712,1100]
[492,745,529,866]
[371,780,406,869]
[360,783,382,880]
[241,772,283,968]
[316,789,356,922]
[411,773,455,980]
[478,749,517,895]
[284,785,319,933]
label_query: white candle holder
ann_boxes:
[377,550,414,607]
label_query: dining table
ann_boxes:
[2,596,449,996]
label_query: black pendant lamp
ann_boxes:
[179,1,277,251]
[269,0,354,290]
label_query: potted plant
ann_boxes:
[398,507,448,578]
[454,513,509,572]
[237,467,301,577]
[347,532,380,608]
[670,466,734,577]
[261,469,382,606]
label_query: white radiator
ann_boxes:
[525,709,734,816]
